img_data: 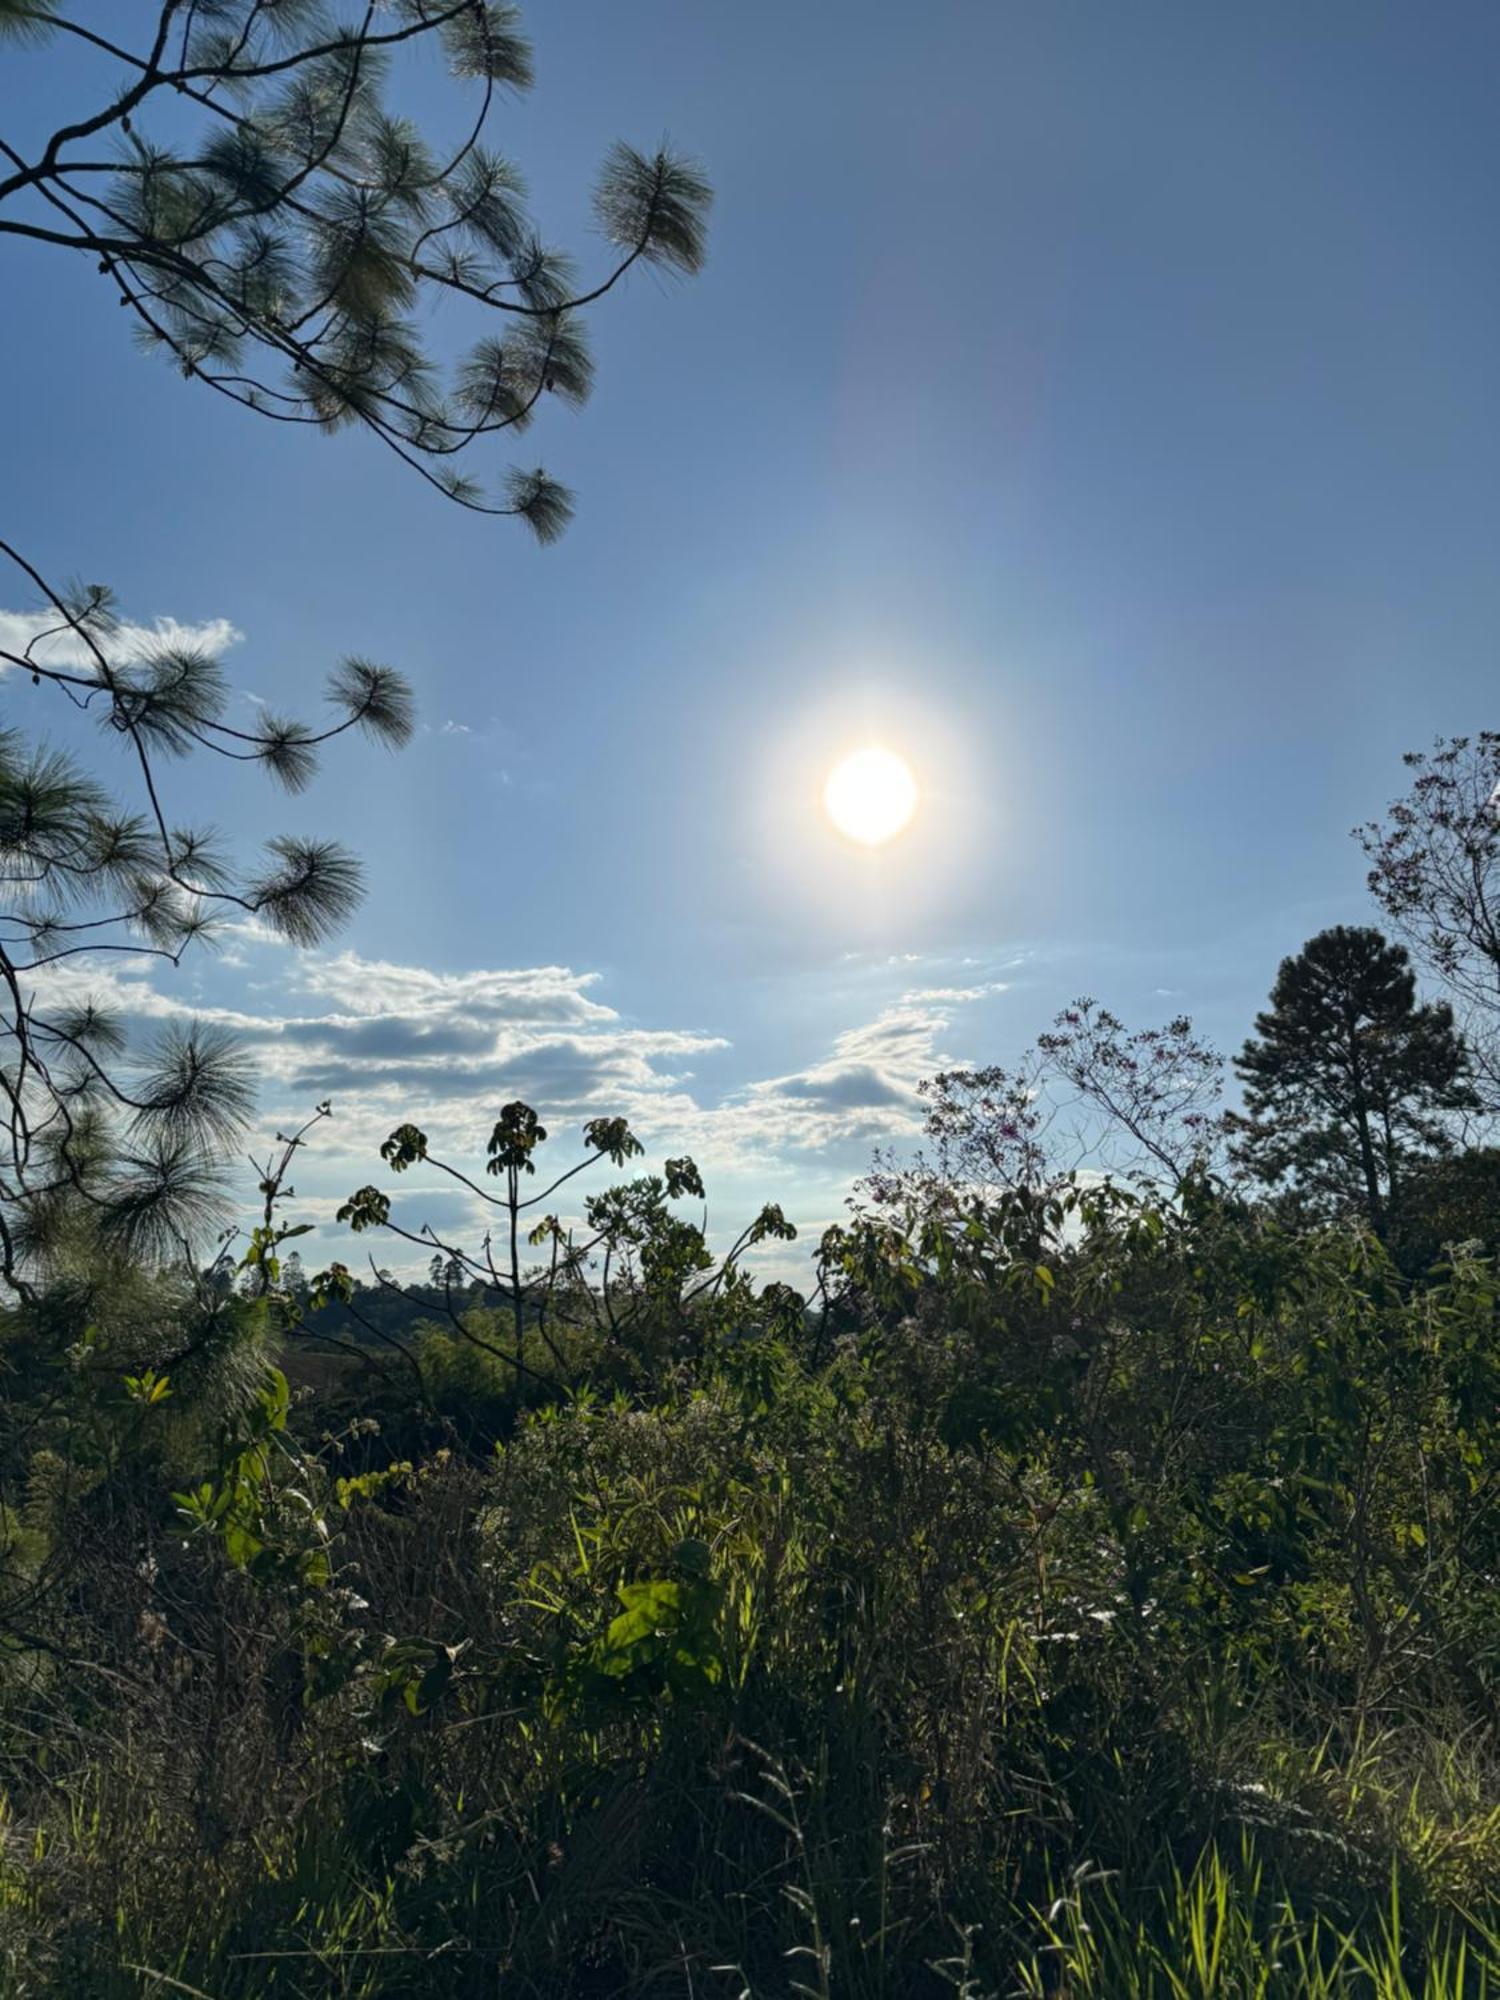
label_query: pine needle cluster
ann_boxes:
[0,549,414,1288]
[0,1,712,529]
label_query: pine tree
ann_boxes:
[1232,925,1476,1232]
[0,553,414,1290]
[0,1,711,530]
[0,3,710,1287]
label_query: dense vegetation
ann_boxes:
[3,905,1500,1994]
[4,8,1500,1992]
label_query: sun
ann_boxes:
[823,746,919,846]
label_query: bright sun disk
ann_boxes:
[823,746,919,846]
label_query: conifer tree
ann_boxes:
[0,0,711,528]
[1232,925,1476,1232]
[0,2,711,1286]
[0,546,414,1290]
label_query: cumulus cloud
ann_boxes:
[273,1017,502,1061]
[24,950,995,1159]
[299,953,618,1025]
[904,981,1012,1005]
[775,1064,912,1109]
[20,948,728,1155]
[277,1028,722,1111]
[19,938,1009,1272]
[676,983,1003,1163]
[0,608,243,672]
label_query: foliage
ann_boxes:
[867,995,1229,1213]
[23,13,1500,1991]
[1388,1145,1500,1277]
[1232,927,1477,1233]
[4,1131,1500,1991]
[329,1102,796,1405]
[0,559,413,1290]
[1359,734,1500,1106]
[0,0,711,526]
[0,0,708,1298]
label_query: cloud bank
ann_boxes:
[25,941,1008,1269]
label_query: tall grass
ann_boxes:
[4,1198,1500,1992]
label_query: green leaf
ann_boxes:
[259,1366,290,1433]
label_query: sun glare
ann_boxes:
[823,746,919,846]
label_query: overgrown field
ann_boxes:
[3,1177,1500,1996]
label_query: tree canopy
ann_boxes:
[1232,924,1476,1231]
[1359,733,1500,1108]
[0,546,414,1288]
[0,0,711,530]
[0,1,711,1291]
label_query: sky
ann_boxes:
[5,1,1500,1275]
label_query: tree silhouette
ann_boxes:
[1232,925,1476,1232]
[0,0,711,529]
[0,2,709,1287]
[0,546,413,1289]
[1358,734,1500,1107]
[334,1104,795,1391]
[866,998,1228,1215]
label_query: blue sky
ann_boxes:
[6,1,1500,1270]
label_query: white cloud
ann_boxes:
[299,953,620,1025]
[17,942,1010,1274]
[24,951,999,1158]
[903,981,1011,1004]
[680,983,1003,1164]
[0,608,243,672]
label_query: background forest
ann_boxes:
[3,3,1500,1995]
